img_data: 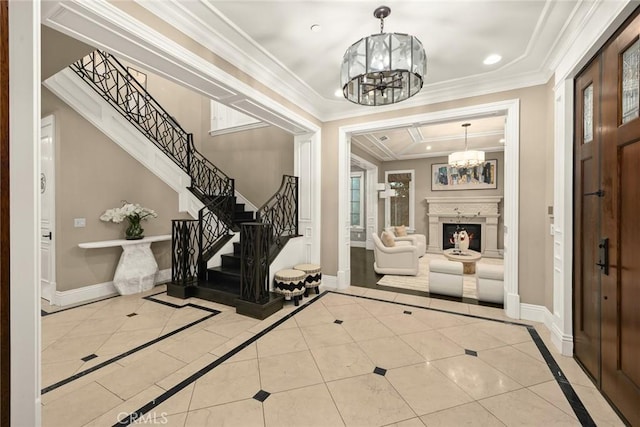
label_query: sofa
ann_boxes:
[372,233,419,276]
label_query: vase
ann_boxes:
[458,229,470,252]
[125,217,144,240]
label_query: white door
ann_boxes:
[41,115,55,302]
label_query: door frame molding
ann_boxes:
[350,153,379,250]
[40,115,56,303]
[338,99,521,319]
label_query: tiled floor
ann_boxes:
[40,285,624,426]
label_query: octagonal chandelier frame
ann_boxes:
[341,5,427,106]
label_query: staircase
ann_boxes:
[60,50,299,319]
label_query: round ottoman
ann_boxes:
[293,263,322,297]
[273,269,306,306]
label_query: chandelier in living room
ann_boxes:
[448,123,485,168]
[340,5,427,106]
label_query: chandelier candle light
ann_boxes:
[341,5,427,106]
[100,201,158,240]
[448,123,485,168]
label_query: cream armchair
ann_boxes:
[385,227,426,256]
[372,233,419,276]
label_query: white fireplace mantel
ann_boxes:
[426,196,502,258]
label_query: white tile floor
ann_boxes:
[40,285,624,427]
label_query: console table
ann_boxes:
[79,234,171,295]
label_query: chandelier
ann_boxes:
[340,6,427,106]
[448,123,485,168]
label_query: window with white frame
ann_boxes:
[385,170,415,230]
[350,171,364,228]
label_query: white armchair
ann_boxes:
[476,264,504,303]
[428,259,463,297]
[385,227,426,256]
[372,233,419,276]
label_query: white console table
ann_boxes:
[79,234,171,295]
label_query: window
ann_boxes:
[385,170,415,230]
[350,172,364,228]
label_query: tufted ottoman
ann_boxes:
[293,263,322,297]
[273,269,306,306]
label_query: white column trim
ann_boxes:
[9,0,41,424]
[503,99,520,319]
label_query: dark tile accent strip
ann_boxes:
[113,291,329,426]
[142,292,219,314]
[373,367,387,376]
[41,293,220,395]
[527,327,596,426]
[40,295,120,317]
[81,354,98,362]
[253,390,270,402]
[334,319,343,324]
[331,291,532,327]
[465,349,478,357]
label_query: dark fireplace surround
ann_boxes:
[443,223,481,252]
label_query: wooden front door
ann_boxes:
[574,9,640,426]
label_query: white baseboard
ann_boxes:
[52,268,171,307]
[520,303,550,324]
[322,275,338,289]
[350,241,366,248]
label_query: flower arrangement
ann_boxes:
[100,201,157,240]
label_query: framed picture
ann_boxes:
[431,159,498,191]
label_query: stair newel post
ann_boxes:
[197,209,206,281]
[240,222,271,304]
[293,176,299,236]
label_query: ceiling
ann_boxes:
[136,1,593,160]
[141,1,591,120]
[351,115,506,162]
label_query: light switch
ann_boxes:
[550,224,555,235]
[74,218,86,228]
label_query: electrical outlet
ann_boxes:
[550,224,554,235]
[74,218,86,228]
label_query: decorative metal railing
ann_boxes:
[256,175,299,250]
[240,223,272,303]
[171,219,200,285]
[70,50,235,284]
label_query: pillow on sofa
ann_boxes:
[380,231,396,247]
[395,225,408,236]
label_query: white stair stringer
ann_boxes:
[44,68,260,219]
[45,68,204,217]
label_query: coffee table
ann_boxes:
[443,249,482,274]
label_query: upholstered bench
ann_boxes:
[428,259,464,297]
[273,269,306,306]
[476,264,504,304]
[293,263,322,296]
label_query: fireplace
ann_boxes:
[425,196,502,258]
[443,223,481,252]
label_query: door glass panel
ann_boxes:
[583,84,593,143]
[622,39,640,124]
[388,172,412,227]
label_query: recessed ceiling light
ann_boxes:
[310,24,321,33]
[334,88,343,97]
[483,54,502,65]
[426,145,432,150]
[499,138,505,143]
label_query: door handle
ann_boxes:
[596,238,608,275]
[42,231,52,240]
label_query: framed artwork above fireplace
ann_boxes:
[432,159,497,191]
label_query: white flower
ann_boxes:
[100,201,158,224]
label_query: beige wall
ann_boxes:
[201,125,294,207]
[376,153,505,248]
[42,87,192,292]
[323,83,554,306]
